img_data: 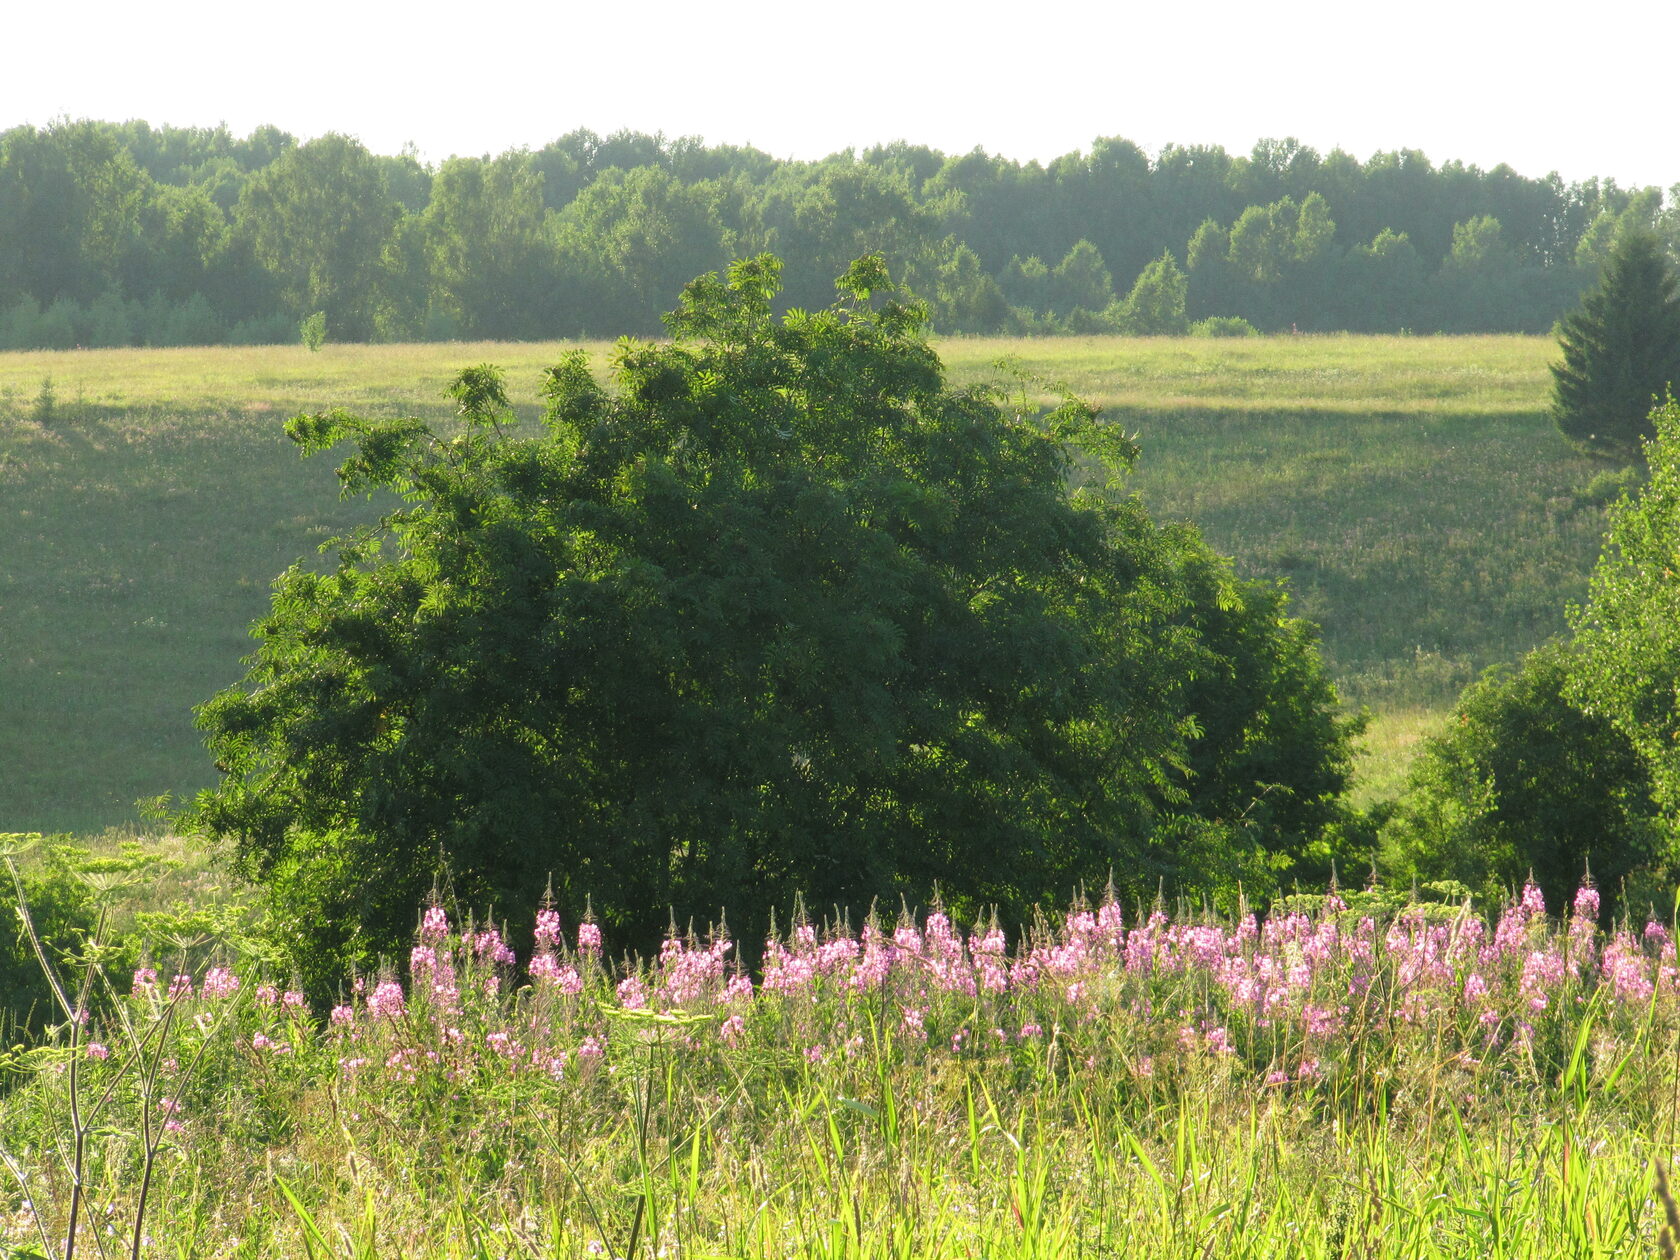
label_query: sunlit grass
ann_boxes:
[3,877,1676,1256]
[0,334,1598,830]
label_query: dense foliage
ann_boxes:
[187,255,1356,988]
[1380,640,1666,915]
[1551,231,1680,460]
[1571,399,1680,812]
[1,120,1675,346]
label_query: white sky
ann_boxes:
[7,0,1676,192]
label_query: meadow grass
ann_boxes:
[0,334,1606,833]
[3,871,1677,1257]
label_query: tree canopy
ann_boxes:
[1551,230,1680,461]
[1571,397,1680,813]
[188,254,1356,988]
[1,120,1674,348]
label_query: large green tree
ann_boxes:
[233,134,398,340]
[1551,230,1680,460]
[1570,397,1680,815]
[189,255,1356,989]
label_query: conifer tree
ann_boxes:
[1551,230,1680,460]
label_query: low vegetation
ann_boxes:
[4,858,1678,1256]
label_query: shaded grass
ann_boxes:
[0,334,1606,832]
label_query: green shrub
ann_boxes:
[1189,315,1258,338]
[299,310,327,351]
[1380,639,1667,916]
[187,254,1357,988]
[3,841,108,1038]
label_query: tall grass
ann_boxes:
[3,872,1678,1255]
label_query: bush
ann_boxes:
[1,840,137,1039]
[1380,639,1667,917]
[188,254,1356,990]
[1189,315,1258,338]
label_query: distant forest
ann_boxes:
[2,119,1676,347]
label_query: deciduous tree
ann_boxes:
[189,255,1356,989]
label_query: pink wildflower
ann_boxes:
[367,980,406,1019]
[534,907,562,948]
[420,905,449,941]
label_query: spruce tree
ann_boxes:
[1551,230,1680,460]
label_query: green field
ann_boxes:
[0,334,1609,832]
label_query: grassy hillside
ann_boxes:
[0,335,1609,831]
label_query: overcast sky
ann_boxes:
[7,0,1675,191]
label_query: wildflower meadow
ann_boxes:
[4,877,1680,1257]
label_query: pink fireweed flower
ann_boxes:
[530,953,581,993]
[420,905,449,941]
[367,980,406,1019]
[201,974,241,1001]
[131,967,159,997]
[85,1042,109,1060]
[577,922,602,954]
[282,989,306,1009]
[900,1005,927,1040]
[1303,1004,1344,1038]
[722,974,754,1004]
[254,984,279,1006]
[1519,882,1546,917]
[616,977,647,1010]
[1601,934,1655,1004]
[167,974,193,1000]
[329,1003,355,1026]
[1097,899,1124,937]
[719,1014,745,1046]
[473,928,514,964]
[1572,884,1600,923]
[577,1035,604,1060]
[533,907,562,948]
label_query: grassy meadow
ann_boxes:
[0,333,1608,830]
[1,334,1668,1256]
[4,868,1679,1256]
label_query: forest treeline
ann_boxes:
[2,118,1677,348]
